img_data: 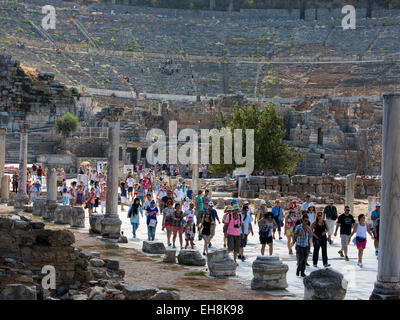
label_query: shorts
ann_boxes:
[341,234,350,248]
[240,234,248,248]
[88,203,94,209]
[197,210,204,224]
[356,238,367,249]
[260,236,273,245]
[128,187,133,193]
[76,199,83,205]
[121,196,126,204]
[185,235,194,241]
[326,219,335,236]
[172,226,183,233]
[273,215,281,232]
[227,235,241,253]
[286,229,294,237]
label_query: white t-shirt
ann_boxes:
[158,190,166,200]
[126,178,134,188]
[184,209,195,221]
[301,201,310,212]
[90,172,98,181]
[241,213,252,235]
[174,189,183,202]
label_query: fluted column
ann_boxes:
[0,128,6,182]
[15,123,29,209]
[46,167,57,205]
[370,92,400,300]
[101,107,124,239]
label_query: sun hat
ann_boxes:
[233,204,240,210]
[329,199,334,204]
[376,202,381,207]
[243,200,249,205]
[260,200,266,205]
[208,201,214,207]
[226,205,233,211]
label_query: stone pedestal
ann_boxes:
[345,173,356,215]
[177,249,206,266]
[15,123,29,209]
[71,206,85,228]
[371,93,400,300]
[89,213,104,234]
[54,205,72,225]
[207,249,236,278]
[163,249,176,263]
[304,269,347,300]
[101,108,123,239]
[142,241,166,254]
[32,198,46,216]
[1,175,10,202]
[251,256,289,290]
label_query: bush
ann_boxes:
[55,112,79,138]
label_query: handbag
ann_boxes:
[149,218,157,227]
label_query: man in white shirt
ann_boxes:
[301,195,311,213]
[174,185,184,204]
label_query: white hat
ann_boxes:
[208,201,214,207]
[329,199,334,204]
[243,200,249,205]
[260,200,266,205]
[376,202,381,207]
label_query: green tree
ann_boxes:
[55,112,79,138]
[208,103,302,175]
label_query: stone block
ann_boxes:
[42,203,57,220]
[278,175,290,185]
[177,249,206,266]
[149,290,180,300]
[0,284,37,300]
[71,207,85,228]
[291,175,308,184]
[265,176,279,186]
[142,241,166,254]
[122,285,158,300]
[308,176,323,185]
[32,199,46,216]
[162,249,176,263]
[249,176,266,185]
[207,249,236,278]
[89,214,104,234]
[54,205,72,225]
[303,269,347,300]
[251,256,289,290]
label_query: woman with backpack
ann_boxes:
[162,200,175,247]
[311,212,330,268]
[128,198,143,239]
[224,204,244,262]
[285,209,297,255]
[145,200,159,241]
[350,214,374,267]
[258,212,277,256]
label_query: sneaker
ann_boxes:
[237,255,242,259]
[345,256,349,261]
[359,263,363,268]
[208,243,212,248]
[306,262,310,267]
[338,250,344,257]
[203,252,206,256]
[324,264,331,268]
[279,237,282,240]
[357,262,361,267]
[301,273,306,277]
[241,255,246,261]
[296,270,300,276]
[313,264,318,268]
[375,249,379,257]
[289,249,293,255]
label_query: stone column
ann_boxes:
[192,163,199,197]
[1,175,10,202]
[46,167,57,205]
[15,123,29,209]
[101,107,124,239]
[137,147,142,164]
[370,93,400,300]
[121,146,127,165]
[0,128,6,182]
[345,173,356,215]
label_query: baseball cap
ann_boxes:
[376,202,381,207]
[231,198,238,204]
[233,204,240,210]
[260,200,266,205]
[198,190,203,194]
[208,201,214,207]
[226,205,233,211]
[243,200,249,205]
[329,199,334,204]
[345,206,350,210]
[289,209,296,213]
[306,195,311,198]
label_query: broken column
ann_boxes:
[345,173,356,215]
[0,127,6,183]
[370,93,400,300]
[192,163,199,196]
[251,256,289,290]
[46,167,57,206]
[101,107,123,239]
[15,123,29,209]
[1,175,10,202]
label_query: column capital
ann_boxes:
[104,107,124,122]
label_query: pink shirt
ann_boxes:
[226,213,242,236]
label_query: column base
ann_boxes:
[370,281,400,300]
[101,214,122,239]
[14,193,29,209]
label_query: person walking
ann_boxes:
[120,182,127,211]
[86,187,96,216]
[334,206,355,261]
[373,218,380,260]
[224,204,243,263]
[199,210,213,256]
[184,216,196,249]
[128,198,143,238]
[222,206,233,248]
[256,199,267,225]
[258,212,276,256]
[350,214,374,267]
[75,185,85,206]
[162,200,175,247]
[301,195,311,213]
[323,199,338,245]
[208,201,220,248]
[272,200,283,240]
[172,203,185,249]
[238,206,253,261]
[293,214,313,277]
[195,190,204,240]
[311,212,330,268]
[370,203,381,257]
[145,200,159,241]
[99,186,107,214]
[284,209,297,255]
